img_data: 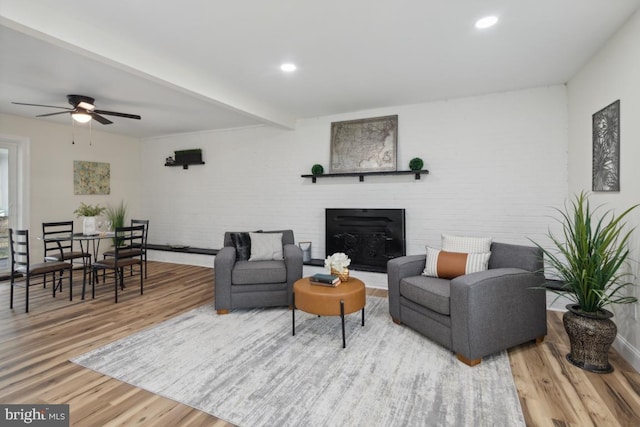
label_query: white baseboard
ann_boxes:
[613,334,640,373]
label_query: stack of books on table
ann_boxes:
[310,273,341,287]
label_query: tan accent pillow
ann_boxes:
[435,250,468,279]
[422,246,491,279]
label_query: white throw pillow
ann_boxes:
[441,233,492,253]
[249,232,284,261]
[422,246,491,279]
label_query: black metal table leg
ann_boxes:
[362,307,365,326]
[341,299,345,348]
[81,239,98,284]
[292,292,296,336]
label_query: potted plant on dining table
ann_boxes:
[74,202,106,235]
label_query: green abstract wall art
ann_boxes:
[74,161,111,195]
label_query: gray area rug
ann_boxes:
[72,296,525,427]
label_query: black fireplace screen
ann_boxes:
[325,208,406,273]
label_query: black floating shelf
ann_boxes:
[165,162,206,170]
[147,243,218,255]
[301,169,429,183]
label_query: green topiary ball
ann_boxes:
[409,157,424,171]
[311,164,324,175]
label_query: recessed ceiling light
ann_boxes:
[475,16,498,29]
[280,63,297,72]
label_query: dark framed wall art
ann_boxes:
[592,100,620,192]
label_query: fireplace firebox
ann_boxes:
[325,208,406,273]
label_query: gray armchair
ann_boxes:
[387,242,546,366]
[214,230,303,314]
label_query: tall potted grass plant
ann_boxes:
[533,192,638,373]
[105,201,127,246]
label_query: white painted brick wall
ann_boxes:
[141,86,569,288]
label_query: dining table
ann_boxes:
[40,231,115,263]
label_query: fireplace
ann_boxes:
[325,208,406,273]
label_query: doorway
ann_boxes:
[0,135,30,275]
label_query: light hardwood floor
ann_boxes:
[1,262,639,426]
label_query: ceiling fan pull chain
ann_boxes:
[89,119,92,146]
[71,116,76,145]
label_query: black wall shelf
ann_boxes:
[301,169,429,183]
[165,161,205,170]
[147,243,218,255]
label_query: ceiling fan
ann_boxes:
[12,94,141,125]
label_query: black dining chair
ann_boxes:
[42,221,91,289]
[102,219,149,278]
[132,219,149,277]
[90,225,145,303]
[9,229,73,313]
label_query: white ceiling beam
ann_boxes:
[0,12,297,130]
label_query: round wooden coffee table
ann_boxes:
[292,276,366,348]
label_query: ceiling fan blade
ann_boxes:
[94,109,141,120]
[13,101,72,110]
[91,113,113,125]
[36,111,71,118]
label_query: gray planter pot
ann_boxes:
[563,304,616,373]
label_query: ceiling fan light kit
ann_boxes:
[72,112,92,123]
[11,94,141,125]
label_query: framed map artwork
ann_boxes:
[330,115,398,173]
[74,160,111,195]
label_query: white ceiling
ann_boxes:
[1,0,639,139]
